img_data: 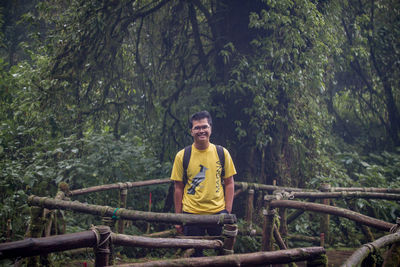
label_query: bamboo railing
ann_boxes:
[27,195,237,225]
[19,178,400,266]
[0,226,327,267]
[341,219,400,267]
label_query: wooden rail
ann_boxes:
[27,195,237,225]
[0,228,224,261]
[268,199,394,231]
[342,231,400,266]
[116,247,326,267]
[68,178,171,196]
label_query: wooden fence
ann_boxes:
[0,225,327,266]
[3,178,400,266]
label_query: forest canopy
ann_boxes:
[1,0,399,249]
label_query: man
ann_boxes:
[170,110,236,256]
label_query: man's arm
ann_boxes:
[224,176,234,213]
[174,181,185,234]
[174,181,184,213]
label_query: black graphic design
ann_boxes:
[216,160,222,193]
[187,165,208,195]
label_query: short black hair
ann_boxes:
[189,110,212,129]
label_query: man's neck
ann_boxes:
[194,141,209,150]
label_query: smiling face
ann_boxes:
[191,118,212,149]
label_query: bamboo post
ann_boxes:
[245,189,254,229]
[146,192,152,234]
[6,219,12,242]
[100,217,115,265]
[319,183,330,245]
[320,233,325,248]
[94,226,111,267]
[118,188,128,234]
[382,218,400,267]
[306,253,328,267]
[222,224,238,255]
[26,206,45,267]
[262,196,275,251]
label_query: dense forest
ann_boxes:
[1,0,400,261]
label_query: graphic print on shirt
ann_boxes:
[215,160,222,193]
[187,165,208,195]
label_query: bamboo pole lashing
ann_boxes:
[93,226,111,267]
[222,224,238,255]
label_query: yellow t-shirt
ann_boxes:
[170,143,237,214]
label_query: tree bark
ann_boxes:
[0,230,96,260]
[68,178,171,196]
[117,247,325,267]
[291,191,400,200]
[27,195,237,225]
[113,234,223,249]
[342,232,400,267]
[269,200,394,231]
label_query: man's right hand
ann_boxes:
[175,224,183,235]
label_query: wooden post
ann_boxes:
[245,189,254,229]
[279,207,288,237]
[100,217,114,265]
[26,206,45,267]
[94,226,111,267]
[320,233,325,248]
[222,224,238,255]
[262,196,275,251]
[306,253,327,267]
[382,217,400,267]
[118,188,128,234]
[319,183,330,245]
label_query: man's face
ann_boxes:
[191,118,212,145]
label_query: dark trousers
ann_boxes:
[183,209,228,257]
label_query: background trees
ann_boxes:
[0,0,399,248]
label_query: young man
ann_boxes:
[170,111,236,256]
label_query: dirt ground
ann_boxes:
[325,250,356,266]
[294,249,355,267]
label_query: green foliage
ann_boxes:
[1,0,399,260]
